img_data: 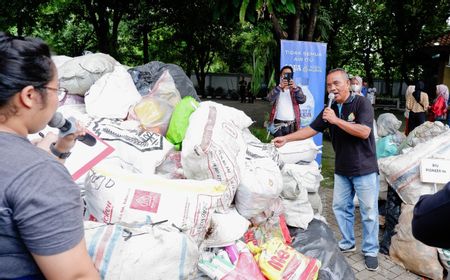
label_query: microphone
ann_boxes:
[327,93,335,108]
[48,112,96,146]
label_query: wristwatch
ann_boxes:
[49,142,71,159]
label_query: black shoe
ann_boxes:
[364,256,379,271]
[339,245,356,253]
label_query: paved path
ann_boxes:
[208,98,423,279]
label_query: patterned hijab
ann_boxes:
[436,84,449,104]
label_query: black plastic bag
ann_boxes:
[128,61,200,101]
[380,185,402,255]
[289,219,355,280]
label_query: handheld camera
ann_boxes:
[283,72,293,82]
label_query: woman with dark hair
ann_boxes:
[0,33,99,279]
[405,81,429,134]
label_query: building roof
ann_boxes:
[425,31,450,47]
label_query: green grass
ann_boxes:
[321,136,335,189]
[250,127,273,143]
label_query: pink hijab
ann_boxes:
[436,84,449,104]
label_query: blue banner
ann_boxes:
[280,40,327,164]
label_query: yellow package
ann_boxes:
[255,237,321,280]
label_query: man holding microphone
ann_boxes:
[273,68,380,271]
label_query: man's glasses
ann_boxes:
[41,86,68,102]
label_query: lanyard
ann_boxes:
[337,104,343,118]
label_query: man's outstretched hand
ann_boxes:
[272,136,287,148]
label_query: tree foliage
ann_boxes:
[1,0,449,96]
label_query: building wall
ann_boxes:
[444,58,450,88]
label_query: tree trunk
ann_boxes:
[142,25,149,63]
[363,49,374,86]
[287,15,300,40]
[306,0,320,41]
[269,12,286,41]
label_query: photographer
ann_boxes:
[266,65,306,137]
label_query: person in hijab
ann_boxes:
[403,85,415,135]
[405,81,429,134]
[431,84,449,123]
[350,76,363,96]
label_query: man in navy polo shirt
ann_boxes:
[273,68,379,271]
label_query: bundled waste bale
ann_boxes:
[128,61,199,101]
[242,128,282,166]
[182,101,253,212]
[307,192,323,215]
[51,55,72,68]
[84,221,199,279]
[438,248,450,273]
[202,207,250,248]
[58,53,118,95]
[398,121,449,153]
[85,65,142,119]
[281,196,314,230]
[155,150,185,179]
[276,139,321,164]
[235,157,283,220]
[379,130,450,204]
[84,163,227,244]
[376,113,405,159]
[390,204,444,280]
[281,162,323,197]
[88,118,173,175]
[128,70,182,135]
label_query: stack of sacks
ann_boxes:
[398,121,449,153]
[276,139,323,224]
[281,161,323,220]
[375,113,406,201]
[51,54,336,278]
[379,129,450,205]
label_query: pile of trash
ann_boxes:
[48,53,354,279]
[378,121,450,279]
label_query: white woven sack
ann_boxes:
[308,192,323,215]
[85,65,142,119]
[277,138,321,164]
[281,162,323,198]
[58,53,117,95]
[52,55,72,68]
[203,207,250,247]
[235,157,283,219]
[84,164,227,244]
[181,101,252,212]
[281,195,314,229]
[88,118,173,175]
[84,221,199,279]
[379,130,450,204]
